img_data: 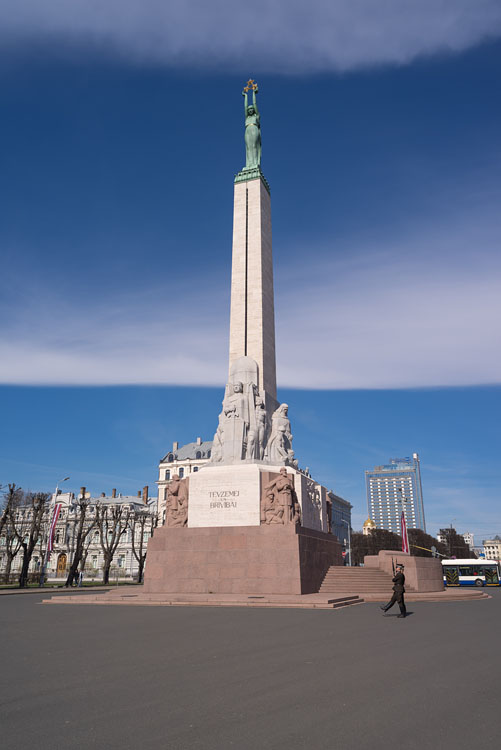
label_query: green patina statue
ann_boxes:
[242,79,261,169]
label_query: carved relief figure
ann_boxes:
[261,487,284,525]
[211,413,224,463]
[218,380,250,461]
[268,404,295,465]
[255,397,267,459]
[292,501,302,526]
[224,381,247,421]
[264,468,294,524]
[246,393,267,460]
[165,475,188,527]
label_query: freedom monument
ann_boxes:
[143,82,342,595]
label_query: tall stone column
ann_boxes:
[208,82,294,468]
[228,175,277,401]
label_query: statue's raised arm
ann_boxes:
[252,85,259,116]
[242,79,261,170]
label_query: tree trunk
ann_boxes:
[4,552,16,583]
[65,546,82,587]
[18,547,30,588]
[137,558,145,584]
[102,555,113,584]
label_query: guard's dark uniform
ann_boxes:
[381,568,407,617]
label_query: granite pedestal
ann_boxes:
[143,524,342,595]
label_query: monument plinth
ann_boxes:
[144,82,342,596]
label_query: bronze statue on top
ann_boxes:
[242,79,261,169]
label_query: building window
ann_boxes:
[179,468,184,478]
[195,451,201,459]
[167,453,174,463]
[165,470,170,480]
[92,555,98,568]
[193,466,198,473]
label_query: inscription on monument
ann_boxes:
[188,466,261,527]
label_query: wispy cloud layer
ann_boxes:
[1,202,500,389]
[2,1,501,72]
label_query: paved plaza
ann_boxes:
[1,591,498,750]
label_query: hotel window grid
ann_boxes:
[365,454,426,533]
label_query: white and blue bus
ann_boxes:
[442,559,500,587]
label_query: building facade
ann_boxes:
[0,487,157,582]
[328,492,353,545]
[483,536,501,562]
[462,532,474,550]
[365,453,426,534]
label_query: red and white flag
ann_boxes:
[47,503,62,555]
[401,510,409,554]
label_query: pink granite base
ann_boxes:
[143,524,342,595]
[364,550,445,592]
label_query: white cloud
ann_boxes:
[1,201,500,389]
[2,1,501,73]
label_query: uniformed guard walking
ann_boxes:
[380,563,407,618]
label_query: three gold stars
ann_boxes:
[243,79,258,92]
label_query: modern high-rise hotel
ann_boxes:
[365,454,426,534]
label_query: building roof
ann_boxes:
[363,517,376,528]
[160,440,213,463]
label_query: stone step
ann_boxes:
[319,565,396,594]
[43,592,365,610]
[324,575,391,583]
[322,572,390,578]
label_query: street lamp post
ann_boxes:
[342,519,352,566]
[39,476,70,586]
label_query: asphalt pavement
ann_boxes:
[0,590,499,750]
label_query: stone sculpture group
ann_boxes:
[210,356,296,467]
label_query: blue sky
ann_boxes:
[1,1,500,541]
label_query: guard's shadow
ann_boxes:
[382,612,414,617]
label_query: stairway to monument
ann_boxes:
[319,566,399,594]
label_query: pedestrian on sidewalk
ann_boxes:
[380,563,407,618]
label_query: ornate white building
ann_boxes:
[483,536,501,562]
[0,487,157,582]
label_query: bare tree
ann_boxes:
[10,492,50,587]
[1,516,22,584]
[96,503,131,584]
[65,498,97,587]
[129,509,157,583]
[0,484,22,537]
[79,529,95,576]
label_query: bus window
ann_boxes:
[459,566,473,576]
